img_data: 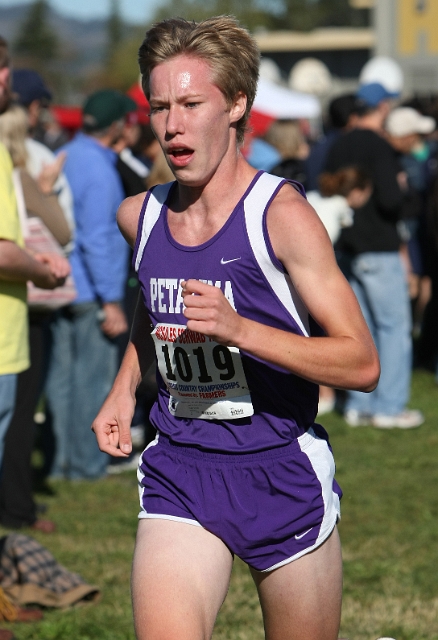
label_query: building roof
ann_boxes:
[254,28,375,53]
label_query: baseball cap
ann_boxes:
[386,107,436,137]
[83,89,137,131]
[356,82,398,108]
[12,69,52,105]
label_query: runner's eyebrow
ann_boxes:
[150,92,205,106]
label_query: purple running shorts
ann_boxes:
[137,425,342,572]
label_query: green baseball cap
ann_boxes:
[83,89,137,130]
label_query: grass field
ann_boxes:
[1,369,437,640]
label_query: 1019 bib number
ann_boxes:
[151,323,253,419]
[161,344,235,383]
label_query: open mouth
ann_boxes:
[168,147,194,166]
[169,147,193,157]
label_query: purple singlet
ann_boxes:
[133,171,322,453]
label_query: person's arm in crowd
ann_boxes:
[20,169,72,247]
[0,238,69,288]
[74,162,129,337]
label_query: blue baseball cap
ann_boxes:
[356,82,398,108]
[12,69,52,105]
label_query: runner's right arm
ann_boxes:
[92,193,154,457]
[92,293,155,456]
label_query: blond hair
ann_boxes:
[138,16,260,144]
[0,104,29,167]
[265,120,305,159]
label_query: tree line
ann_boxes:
[12,0,370,101]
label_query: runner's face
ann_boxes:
[148,55,244,187]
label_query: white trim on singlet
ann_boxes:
[243,172,311,337]
[134,181,174,273]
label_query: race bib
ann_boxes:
[152,323,254,420]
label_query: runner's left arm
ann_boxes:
[182,184,379,392]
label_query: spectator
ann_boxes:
[305,93,358,191]
[45,89,135,480]
[0,35,68,640]
[12,69,75,252]
[266,119,309,186]
[421,168,438,378]
[0,104,71,531]
[385,106,437,330]
[112,114,149,198]
[325,82,424,429]
[131,122,159,170]
[307,166,373,250]
[308,166,373,415]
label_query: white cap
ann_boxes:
[359,56,404,95]
[385,107,435,137]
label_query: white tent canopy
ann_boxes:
[253,77,321,120]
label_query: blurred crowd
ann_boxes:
[1,29,438,628]
[245,82,438,430]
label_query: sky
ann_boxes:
[0,0,165,24]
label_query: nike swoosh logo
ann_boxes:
[294,528,313,540]
[220,257,241,265]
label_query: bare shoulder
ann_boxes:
[267,182,332,264]
[117,192,147,247]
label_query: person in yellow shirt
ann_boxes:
[0,142,68,466]
[0,32,69,640]
[0,141,28,467]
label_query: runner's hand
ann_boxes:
[91,389,134,457]
[181,279,244,346]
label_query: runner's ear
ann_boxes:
[229,92,246,125]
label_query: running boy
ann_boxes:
[92,16,379,640]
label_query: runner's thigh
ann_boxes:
[132,518,234,640]
[251,527,342,640]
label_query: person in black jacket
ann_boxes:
[325,82,424,429]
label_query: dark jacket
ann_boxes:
[325,128,404,255]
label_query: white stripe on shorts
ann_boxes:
[137,432,202,527]
[263,427,341,572]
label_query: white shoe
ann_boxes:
[344,409,371,427]
[372,409,424,429]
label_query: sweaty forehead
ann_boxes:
[149,55,215,95]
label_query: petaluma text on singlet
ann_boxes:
[150,278,236,314]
